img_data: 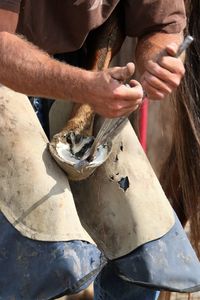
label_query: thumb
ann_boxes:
[166,43,179,57]
[109,62,135,82]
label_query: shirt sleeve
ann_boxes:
[124,0,186,38]
[0,0,21,13]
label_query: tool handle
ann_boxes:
[175,35,194,58]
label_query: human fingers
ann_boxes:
[158,56,185,77]
[105,88,143,116]
[93,99,141,118]
[141,77,165,100]
[165,42,179,57]
[113,80,143,101]
[86,70,142,117]
[91,81,143,118]
[109,100,141,117]
[129,79,143,89]
[145,60,184,89]
[141,71,173,97]
[110,83,143,116]
[129,79,146,97]
[109,62,135,82]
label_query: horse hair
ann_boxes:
[160,0,200,258]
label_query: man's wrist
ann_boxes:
[62,64,94,105]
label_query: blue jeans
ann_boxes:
[2,209,200,298]
[94,263,160,300]
[0,212,103,299]
[0,211,159,300]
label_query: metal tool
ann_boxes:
[87,116,126,161]
[175,35,193,57]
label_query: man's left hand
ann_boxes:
[140,43,185,100]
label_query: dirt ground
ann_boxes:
[170,293,200,300]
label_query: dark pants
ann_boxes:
[0,212,159,300]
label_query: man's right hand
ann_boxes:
[82,63,143,118]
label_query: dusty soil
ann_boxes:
[170,293,200,300]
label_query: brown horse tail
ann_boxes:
[160,0,200,257]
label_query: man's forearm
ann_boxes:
[0,31,144,118]
[0,31,91,102]
[135,32,184,75]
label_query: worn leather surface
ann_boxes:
[50,100,175,259]
[71,120,175,259]
[0,86,93,243]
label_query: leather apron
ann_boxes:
[49,100,175,259]
[0,85,93,243]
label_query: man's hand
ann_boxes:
[0,32,142,119]
[85,63,143,118]
[140,43,185,100]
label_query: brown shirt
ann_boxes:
[0,0,186,54]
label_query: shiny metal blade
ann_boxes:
[88,116,127,161]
